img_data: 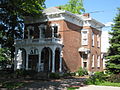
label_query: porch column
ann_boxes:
[14,49,18,71]
[26,52,28,70]
[52,27,54,38]
[38,48,42,72]
[52,49,55,72]
[59,51,62,72]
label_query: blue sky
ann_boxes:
[45,0,120,30]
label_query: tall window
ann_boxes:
[92,55,94,68]
[53,26,58,38]
[27,26,34,39]
[51,24,59,38]
[97,56,100,67]
[92,32,94,46]
[38,25,46,38]
[81,30,88,45]
[97,34,100,47]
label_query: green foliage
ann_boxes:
[99,82,120,87]
[76,67,88,76]
[107,74,120,83]
[67,87,79,90]
[60,0,85,14]
[0,0,46,63]
[0,48,11,61]
[85,72,107,85]
[106,8,120,74]
[49,73,60,79]
[2,82,24,89]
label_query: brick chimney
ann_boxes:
[83,13,90,18]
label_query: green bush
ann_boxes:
[107,74,120,83]
[76,67,88,76]
[2,82,24,89]
[85,72,107,85]
[49,73,60,79]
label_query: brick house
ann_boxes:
[14,7,104,73]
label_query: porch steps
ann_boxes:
[33,72,49,80]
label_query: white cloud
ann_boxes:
[104,22,114,27]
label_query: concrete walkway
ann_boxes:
[77,85,120,90]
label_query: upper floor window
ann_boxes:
[97,34,100,47]
[26,26,39,39]
[38,24,46,38]
[27,26,34,39]
[51,24,60,38]
[81,29,88,45]
[92,32,94,46]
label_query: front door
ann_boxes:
[28,55,39,71]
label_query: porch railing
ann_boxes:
[15,38,63,45]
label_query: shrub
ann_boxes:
[76,67,88,76]
[85,72,107,85]
[107,74,120,83]
[49,73,60,79]
[2,82,24,89]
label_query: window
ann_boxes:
[51,24,59,38]
[27,26,34,39]
[97,34,100,47]
[83,62,87,68]
[53,26,58,38]
[38,25,46,38]
[81,30,88,45]
[92,32,94,46]
[83,53,88,60]
[97,56,100,67]
[92,55,94,67]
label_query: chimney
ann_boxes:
[83,13,90,18]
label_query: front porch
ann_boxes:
[14,46,63,73]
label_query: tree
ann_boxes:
[0,48,11,69]
[0,0,46,63]
[106,8,120,74]
[60,0,85,14]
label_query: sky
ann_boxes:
[45,0,120,31]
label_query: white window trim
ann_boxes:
[81,29,88,45]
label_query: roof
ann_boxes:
[43,7,64,15]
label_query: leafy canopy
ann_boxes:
[0,0,46,61]
[60,0,85,14]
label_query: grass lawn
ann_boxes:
[67,87,80,90]
[98,82,120,87]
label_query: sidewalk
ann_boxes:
[77,85,120,90]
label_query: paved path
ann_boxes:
[77,85,120,90]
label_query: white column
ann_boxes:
[52,27,54,38]
[59,51,62,72]
[49,50,51,71]
[26,52,28,70]
[14,49,18,71]
[52,48,55,72]
[38,48,42,72]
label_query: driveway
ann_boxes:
[77,85,120,90]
